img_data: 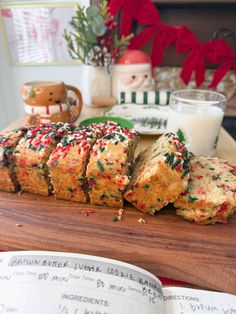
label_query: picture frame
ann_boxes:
[0,2,79,65]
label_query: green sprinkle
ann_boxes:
[212,174,220,180]
[99,146,105,152]
[32,164,40,168]
[183,169,190,177]
[172,159,181,169]
[209,167,215,170]
[143,184,150,189]
[183,150,189,159]
[177,129,186,143]
[169,153,174,164]
[151,152,161,160]
[183,160,189,169]
[103,134,113,140]
[188,195,198,203]
[29,144,37,151]
[112,216,119,222]
[165,154,170,163]
[114,141,119,145]
[106,162,113,166]
[38,144,44,151]
[96,160,105,172]
[100,194,108,199]
[117,134,125,142]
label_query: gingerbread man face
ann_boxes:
[22,81,67,106]
[22,80,83,125]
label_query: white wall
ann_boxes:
[0,0,89,129]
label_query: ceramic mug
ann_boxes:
[22,80,83,125]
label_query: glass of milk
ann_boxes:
[167,89,227,156]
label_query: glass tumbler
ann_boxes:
[167,89,227,156]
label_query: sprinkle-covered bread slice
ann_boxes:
[174,156,236,224]
[0,127,28,192]
[86,127,139,207]
[47,129,97,202]
[124,133,190,214]
[13,123,73,196]
[48,121,134,203]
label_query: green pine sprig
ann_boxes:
[64,2,133,66]
[99,0,109,18]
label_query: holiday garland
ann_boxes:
[109,0,236,88]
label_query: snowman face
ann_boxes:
[120,72,153,91]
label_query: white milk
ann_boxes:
[167,104,224,156]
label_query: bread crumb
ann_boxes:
[118,208,124,216]
[138,218,146,224]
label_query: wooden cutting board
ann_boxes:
[0,190,235,294]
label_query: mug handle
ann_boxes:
[66,84,83,122]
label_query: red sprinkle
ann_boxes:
[196,175,203,180]
[175,163,182,172]
[83,209,94,214]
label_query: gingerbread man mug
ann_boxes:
[22,81,83,125]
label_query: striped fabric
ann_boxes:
[119,91,170,105]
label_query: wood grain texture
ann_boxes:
[0,191,235,294]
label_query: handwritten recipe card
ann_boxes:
[0,251,235,314]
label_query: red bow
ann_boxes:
[129,22,177,67]
[207,40,236,88]
[176,27,209,86]
[108,0,155,36]
[152,24,178,66]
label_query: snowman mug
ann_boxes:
[22,80,83,125]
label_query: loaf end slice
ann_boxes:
[174,156,236,224]
[0,127,28,192]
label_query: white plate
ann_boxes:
[104,104,170,135]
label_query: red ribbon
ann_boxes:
[152,24,178,66]
[129,22,177,67]
[108,0,155,36]
[175,28,231,87]
[176,27,207,86]
[206,40,236,88]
